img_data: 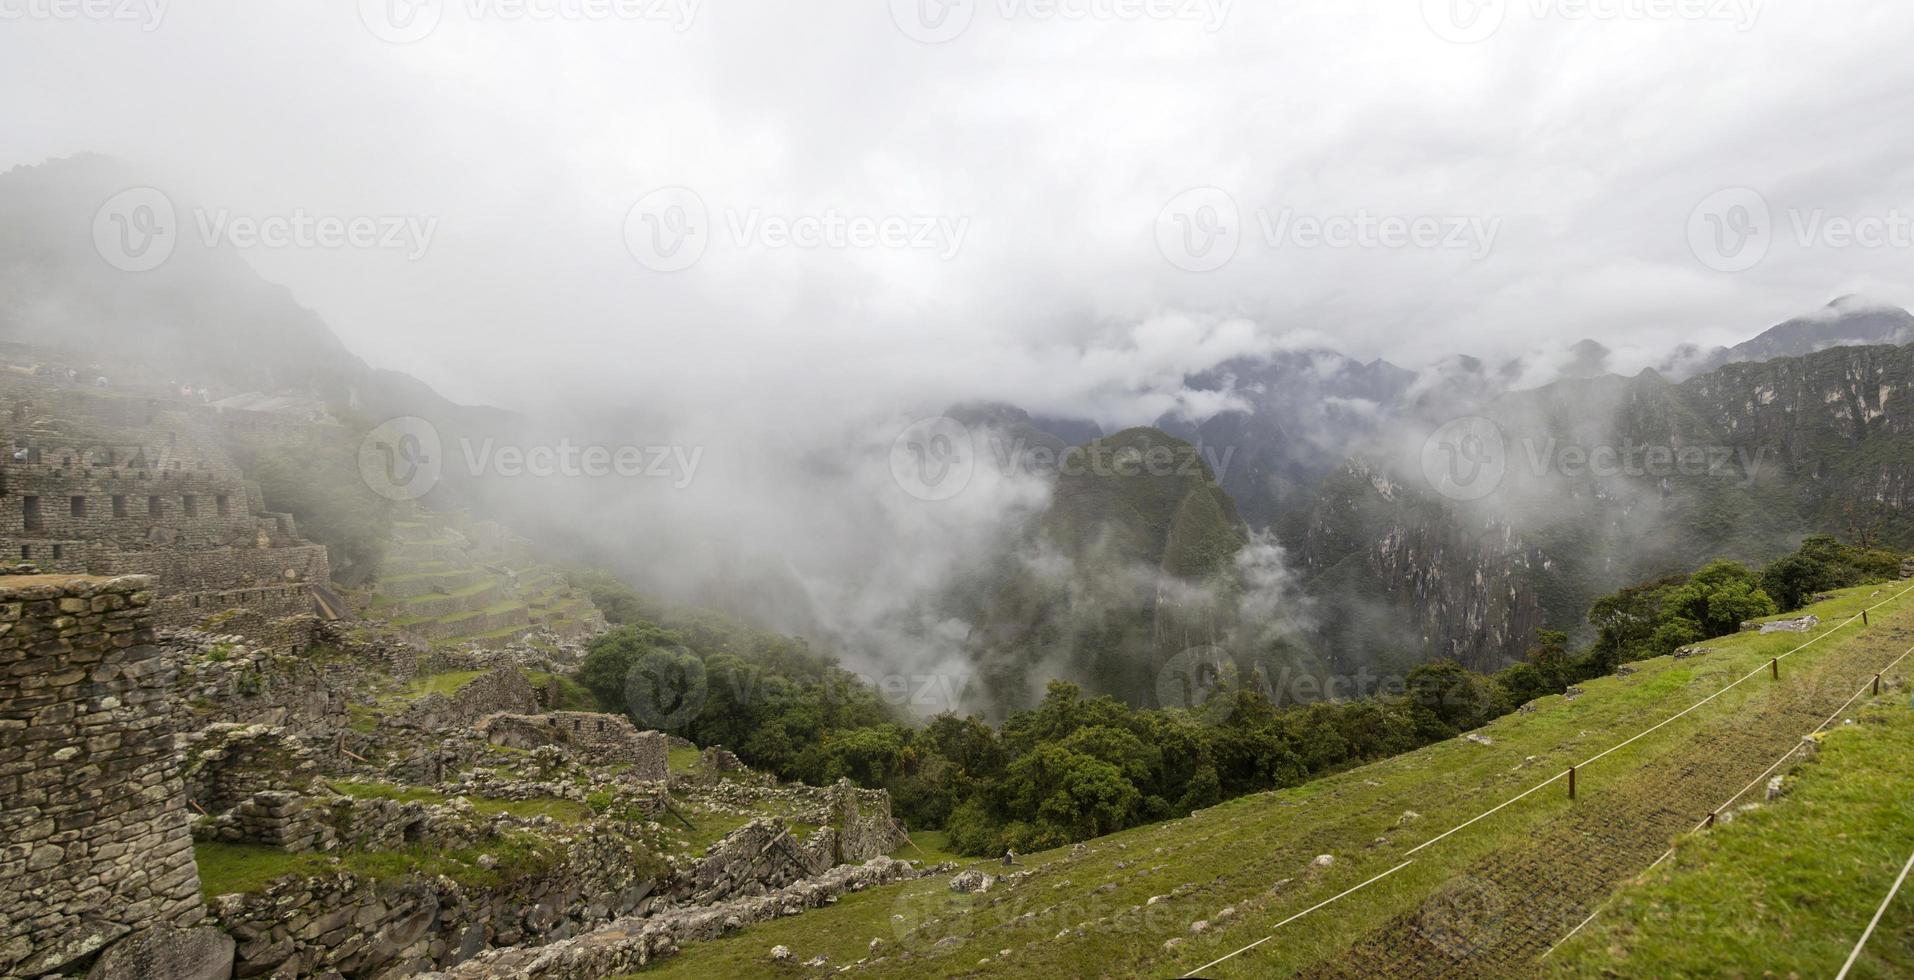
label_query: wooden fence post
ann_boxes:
[1568,765,1577,801]
[1771,658,1779,680]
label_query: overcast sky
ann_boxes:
[5,0,1912,421]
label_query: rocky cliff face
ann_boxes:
[965,427,1248,711]
[1296,342,1914,671]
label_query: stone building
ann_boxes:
[0,371,333,632]
[477,710,671,780]
[0,574,205,976]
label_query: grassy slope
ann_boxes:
[617,582,1914,978]
[1547,700,1914,978]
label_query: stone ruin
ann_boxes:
[398,665,541,731]
[0,575,206,976]
[477,710,671,781]
[0,374,336,642]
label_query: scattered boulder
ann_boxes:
[770,944,792,962]
[949,870,991,894]
[1310,854,1335,870]
[1463,733,1494,746]
[1753,615,1820,635]
[88,927,235,980]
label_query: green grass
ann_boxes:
[667,746,702,774]
[196,831,583,899]
[333,780,592,822]
[617,583,1914,978]
[525,670,598,711]
[890,829,965,865]
[334,780,443,804]
[392,670,487,701]
[1548,698,1914,978]
[194,842,336,899]
[385,577,504,605]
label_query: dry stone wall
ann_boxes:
[206,828,664,979]
[400,666,540,731]
[478,711,670,780]
[0,574,205,976]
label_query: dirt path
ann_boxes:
[1293,620,1914,979]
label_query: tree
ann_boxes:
[1406,659,1505,735]
[824,725,906,784]
[1663,560,1775,636]
[578,622,685,712]
[1588,576,1683,665]
[997,744,1141,841]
